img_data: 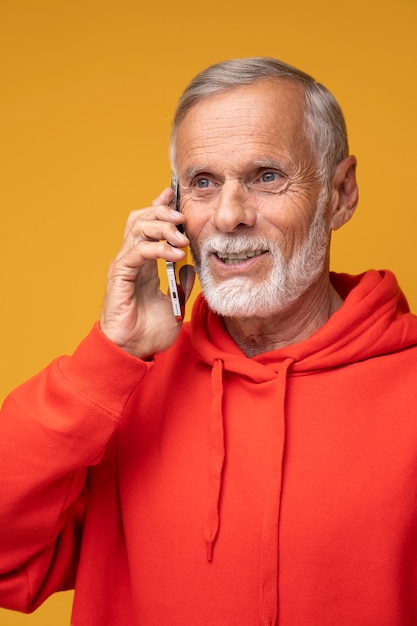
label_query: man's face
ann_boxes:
[174,78,332,318]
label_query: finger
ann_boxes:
[121,188,174,237]
[151,187,174,207]
[115,226,187,267]
[116,240,186,271]
[124,218,189,250]
[123,206,187,244]
[123,204,185,239]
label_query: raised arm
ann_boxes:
[0,188,189,611]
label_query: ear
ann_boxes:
[329,156,359,231]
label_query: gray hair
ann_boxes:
[169,57,349,186]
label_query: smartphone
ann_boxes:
[166,176,194,320]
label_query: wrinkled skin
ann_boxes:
[101,79,358,358]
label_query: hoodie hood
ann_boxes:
[191,269,417,375]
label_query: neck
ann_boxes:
[223,275,343,358]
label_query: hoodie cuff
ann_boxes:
[55,322,152,416]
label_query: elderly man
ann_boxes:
[1,57,417,626]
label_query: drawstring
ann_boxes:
[260,357,294,626]
[204,358,225,562]
[203,350,294,626]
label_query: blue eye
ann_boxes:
[196,178,210,188]
[260,171,279,183]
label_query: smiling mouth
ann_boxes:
[215,250,266,265]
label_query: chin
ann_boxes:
[201,276,304,319]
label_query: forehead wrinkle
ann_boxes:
[181,118,299,170]
[175,80,313,180]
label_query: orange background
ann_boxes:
[1,0,416,623]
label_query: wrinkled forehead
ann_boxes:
[172,79,310,171]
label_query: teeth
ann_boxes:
[216,250,264,264]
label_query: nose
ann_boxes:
[211,181,257,232]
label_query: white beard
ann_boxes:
[191,201,330,319]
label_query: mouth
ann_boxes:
[215,249,266,265]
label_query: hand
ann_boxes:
[100,188,190,359]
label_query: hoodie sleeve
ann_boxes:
[0,322,150,612]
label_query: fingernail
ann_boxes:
[175,231,188,243]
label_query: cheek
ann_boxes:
[264,190,318,233]
[181,199,211,240]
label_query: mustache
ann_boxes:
[200,234,271,255]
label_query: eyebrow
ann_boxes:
[183,166,206,183]
[251,158,287,171]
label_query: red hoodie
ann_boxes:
[1,270,417,625]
